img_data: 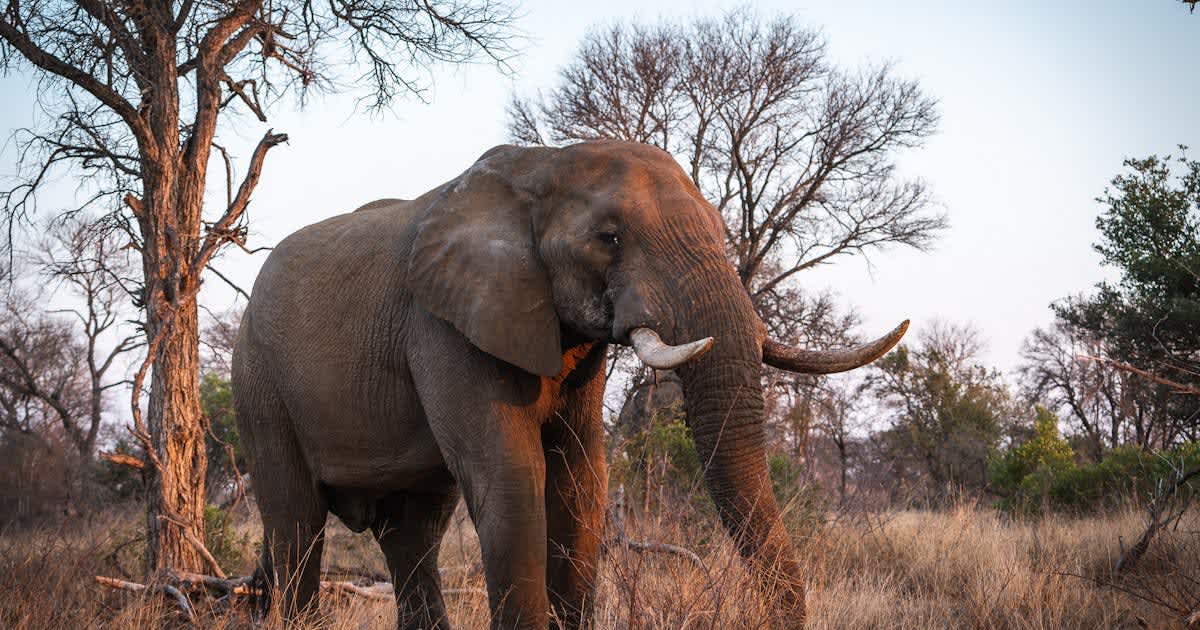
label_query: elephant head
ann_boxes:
[408,140,907,626]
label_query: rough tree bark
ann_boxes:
[145,306,207,571]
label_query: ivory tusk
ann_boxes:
[629,327,714,370]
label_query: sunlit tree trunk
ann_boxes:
[144,305,207,572]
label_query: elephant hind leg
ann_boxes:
[258,495,327,621]
[237,385,328,619]
[371,472,461,630]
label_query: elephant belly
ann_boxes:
[295,403,448,491]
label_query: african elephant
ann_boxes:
[232,140,907,629]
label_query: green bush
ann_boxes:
[769,453,804,504]
[991,408,1200,514]
[203,504,251,572]
[1047,443,1200,512]
[768,452,823,532]
[201,373,246,496]
[611,402,710,514]
[989,406,1074,512]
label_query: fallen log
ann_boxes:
[95,575,197,624]
[96,567,489,624]
[172,570,254,595]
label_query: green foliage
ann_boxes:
[201,373,244,491]
[610,402,709,513]
[989,407,1075,512]
[768,452,823,531]
[202,504,251,572]
[769,452,804,504]
[991,436,1200,514]
[990,407,1074,485]
[1050,152,1200,444]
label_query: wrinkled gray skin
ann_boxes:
[234,141,819,629]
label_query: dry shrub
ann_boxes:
[0,500,1194,629]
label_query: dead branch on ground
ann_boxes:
[95,575,198,624]
[605,484,709,574]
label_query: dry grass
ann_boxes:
[0,499,1193,629]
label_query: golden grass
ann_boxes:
[0,500,1192,629]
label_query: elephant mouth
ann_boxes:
[561,294,615,342]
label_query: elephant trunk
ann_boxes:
[671,277,806,628]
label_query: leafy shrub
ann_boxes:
[769,452,823,532]
[610,402,710,515]
[991,408,1200,514]
[202,504,251,572]
[201,373,245,502]
[1046,443,1200,512]
[989,406,1074,512]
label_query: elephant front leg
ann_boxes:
[543,371,608,629]
[409,312,555,629]
[468,466,550,630]
[427,421,552,629]
[428,413,552,629]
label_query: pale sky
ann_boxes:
[1,0,1197,375]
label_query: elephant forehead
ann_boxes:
[557,162,724,238]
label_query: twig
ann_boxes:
[443,587,488,597]
[95,560,484,620]
[1076,355,1200,396]
[205,263,250,300]
[322,565,389,583]
[1116,463,1200,573]
[606,485,709,574]
[99,450,145,469]
[321,579,392,601]
[172,570,254,594]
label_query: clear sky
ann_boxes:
[0,0,1196,374]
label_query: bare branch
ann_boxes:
[1077,355,1200,396]
[0,15,148,146]
[100,450,146,469]
[94,576,197,624]
[191,129,288,278]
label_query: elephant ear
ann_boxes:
[408,160,562,377]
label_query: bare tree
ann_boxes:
[39,217,141,458]
[861,321,1015,500]
[510,11,944,469]
[814,375,861,501]
[762,289,860,447]
[0,284,87,454]
[1,0,517,572]
[200,307,241,379]
[508,9,945,319]
[0,218,137,465]
[0,218,139,514]
[1020,321,1183,459]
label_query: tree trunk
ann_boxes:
[144,301,208,573]
[838,440,847,501]
[138,107,209,572]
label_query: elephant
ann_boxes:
[232,140,907,629]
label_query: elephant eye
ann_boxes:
[596,231,620,248]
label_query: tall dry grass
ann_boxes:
[0,499,1193,629]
